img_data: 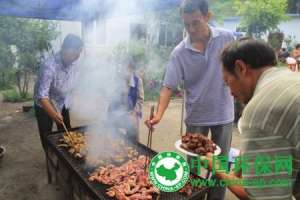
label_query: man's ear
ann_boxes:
[234,60,247,77]
[206,11,213,21]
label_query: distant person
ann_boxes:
[292,43,300,65]
[145,0,234,199]
[286,56,298,72]
[206,39,300,200]
[108,55,144,142]
[34,34,83,150]
[278,47,290,63]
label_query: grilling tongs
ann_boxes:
[145,105,155,170]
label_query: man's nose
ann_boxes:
[187,26,195,33]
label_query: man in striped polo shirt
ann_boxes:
[206,39,300,200]
[145,1,234,199]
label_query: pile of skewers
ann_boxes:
[58,131,87,159]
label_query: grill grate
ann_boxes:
[46,126,207,200]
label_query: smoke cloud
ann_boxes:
[63,0,179,166]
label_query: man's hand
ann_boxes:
[40,98,64,125]
[144,86,173,131]
[205,152,214,171]
[144,113,161,131]
[51,112,64,125]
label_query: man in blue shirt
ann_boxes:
[145,0,234,199]
[34,34,83,150]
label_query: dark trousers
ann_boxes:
[34,104,71,150]
[186,123,233,200]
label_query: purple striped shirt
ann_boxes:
[34,53,75,111]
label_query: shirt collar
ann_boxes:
[253,67,292,95]
[184,26,220,52]
[55,52,73,72]
[129,72,138,87]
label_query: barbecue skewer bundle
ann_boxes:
[89,155,160,200]
[58,131,86,158]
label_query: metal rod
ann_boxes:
[145,105,155,171]
[62,122,70,135]
[148,105,155,150]
[180,83,185,137]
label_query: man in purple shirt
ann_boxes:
[34,34,83,150]
[145,0,234,199]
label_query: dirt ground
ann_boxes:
[0,98,240,200]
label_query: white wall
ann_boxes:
[105,16,130,46]
[52,15,300,52]
[220,16,300,43]
[81,14,144,49]
[278,16,300,42]
[52,20,82,52]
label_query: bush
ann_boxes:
[0,68,16,91]
[0,84,14,91]
[2,88,32,102]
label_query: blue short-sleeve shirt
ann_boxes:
[163,27,234,126]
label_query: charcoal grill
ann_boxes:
[45,126,208,200]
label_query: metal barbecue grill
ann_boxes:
[45,126,208,200]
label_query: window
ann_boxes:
[130,23,147,40]
[158,23,182,46]
[288,0,300,14]
[82,20,106,45]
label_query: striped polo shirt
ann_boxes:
[239,67,300,200]
[163,26,234,126]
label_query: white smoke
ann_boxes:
[63,0,179,166]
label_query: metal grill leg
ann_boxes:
[46,155,52,184]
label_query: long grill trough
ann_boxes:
[45,126,208,200]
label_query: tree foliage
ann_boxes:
[0,16,58,98]
[210,0,236,23]
[235,0,289,38]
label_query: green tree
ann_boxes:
[0,16,58,98]
[210,0,236,23]
[235,0,289,38]
[0,41,15,89]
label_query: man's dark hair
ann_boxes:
[62,34,83,51]
[127,55,138,67]
[221,39,277,74]
[295,43,300,50]
[180,0,209,15]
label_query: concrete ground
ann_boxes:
[0,98,240,200]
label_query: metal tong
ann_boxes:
[145,105,155,170]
